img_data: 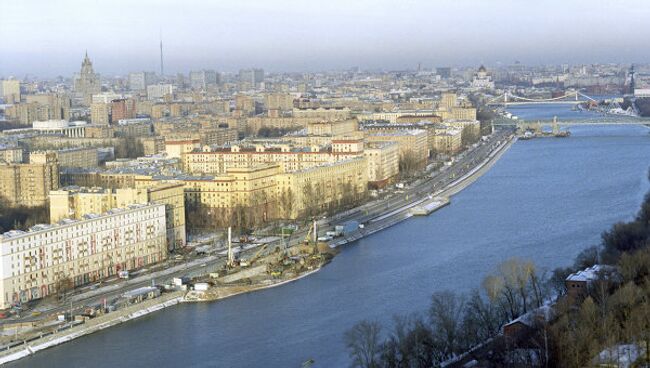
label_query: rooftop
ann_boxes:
[0,203,162,240]
[566,264,616,282]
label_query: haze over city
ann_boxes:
[2,1,650,367]
[2,0,650,76]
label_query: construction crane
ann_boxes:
[245,244,269,266]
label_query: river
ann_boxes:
[10,106,650,368]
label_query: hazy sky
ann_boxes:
[1,0,649,77]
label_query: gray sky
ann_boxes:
[1,0,649,77]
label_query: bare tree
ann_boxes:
[429,290,465,360]
[398,150,422,178]
[56,275,74,301]
[344,320,383,368]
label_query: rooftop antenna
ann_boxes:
[159,29,164,77]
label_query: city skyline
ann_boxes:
[2,0,650,77]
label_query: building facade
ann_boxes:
[73,52,101,106]
[49,183,186,251]
[0,203,167,308]
[0,159,59,208]
[30,147,99,169]
[364,141,400,188]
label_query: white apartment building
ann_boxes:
[0,203,167,308]
[147,84,174,100]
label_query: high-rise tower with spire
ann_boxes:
[73,51,101,106]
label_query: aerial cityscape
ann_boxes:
[1,1,650,367]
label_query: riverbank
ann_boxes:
[0,292,184,365]
[0,134,516,366]
[183,268,322,303]
[330,135,515,247]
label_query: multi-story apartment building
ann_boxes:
[306,119,358,136]
[189,70,218,90]
[265,93,294,115]
[364,141,400,188]
[147,84,173,100]
[0,203,167,308]
[5,94,71,126]
[113,120,153,138]
[49,183,186,250]
[111,98,136,122]
[0,157,59,208]
[182,143,346,175]
[365,129,429,168]
[431,129,463,155]
[128,72,155,91]
[165,139,201,159]
[238,69,264,89]
[184,164,281,224]
[30,147,99,169]
[185,156,367,221]
[245,116,322,134]
[1,80,21,103]
[91,92,123,104]
[0,146,24,164]
[276,157,368,219]
[90,102,111,125]
[292,107,351,120]
[140,137,165,156]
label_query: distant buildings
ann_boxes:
[436,67,451,79]
[147,84,174,100]
[111,98,136,122]
[470,65,495,90]
[4,94,71,125]
[1,79,21,103]
[239,68,264,89]
[189,70,219,90]
[128,71,156,91]
[31,119,88,138]
[90,102,110,125]
[73,52,101,106]
[0,146,24,164]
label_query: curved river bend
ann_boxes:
[11,119,650,368]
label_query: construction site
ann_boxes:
[183,222,339,303]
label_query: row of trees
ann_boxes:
[114,136,144,159]
[345,257,550,367]
[399,151,424,179]
[185,196,273,235]
[256,127,300,138]
[460,126,480,147]
[0,199,50,233]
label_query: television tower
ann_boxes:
[159,31,164,77]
